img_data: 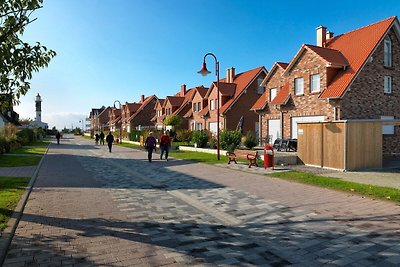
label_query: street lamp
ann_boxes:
[198,52,220,160]
[113,100,122,144]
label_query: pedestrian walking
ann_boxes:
[95,133,99,145]
[56,131,61,145]
[160,130,171,161]
[144,132,157,162]
[99,131,105,145]
[106,132,114,152]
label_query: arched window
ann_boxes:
[384,35,392,67]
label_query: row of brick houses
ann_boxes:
[89,16,400,154]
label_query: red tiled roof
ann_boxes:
[196,86,208,98]
[199,106,209,117]
[251,91,267,110]
[305,45,348,67]
[128,95,157,121]
[270,82,290,105]
[218,82,236,96]
[183,109,193,118]
[220,66,266,113]
[127,103,141,113]
[164,96,185,107]
[154,99,165,110]
[320,16,396,98]
[150,114,157,122]
[173,88,196,116]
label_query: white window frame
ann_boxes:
[384,36,392,68]
[381,116,395,135]
[269,88,277,102]
[294,77,304,95]
[210,99,214,110]
[257,77,264,94]
[384,76,392,93]
[310,74,320,93]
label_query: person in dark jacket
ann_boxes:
[56,131,61,144]
[144,132,157,162]
[99,131,105,145]
[159,130,171,161]
[106,132,114,152]
[95,133,99,145]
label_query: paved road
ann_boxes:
[2,135,400,266]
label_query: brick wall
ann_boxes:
[130,98,157,129]
[340,29,400,154]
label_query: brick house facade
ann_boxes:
[127,95,158,131]
[186,86,208,130]
[252,16,400,155]
[152,99,165,130]
[201,66,267,135]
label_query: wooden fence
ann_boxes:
[297,121,384,170]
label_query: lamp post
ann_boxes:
[198,52,220,160]
[113,100,122,144]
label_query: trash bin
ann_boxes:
[264,144,274,169]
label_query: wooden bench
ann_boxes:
[226,149,258,168]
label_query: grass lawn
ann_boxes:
[28,141,50,146]
[116,142,143,149]
[0,176,29,231]
[11,147,47,155]
[269,171,400,202]
[0,155,41,167]
[169,150,229,164]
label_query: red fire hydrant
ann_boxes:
[264,144,274,169]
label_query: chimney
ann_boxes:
[316,26,327,47]
[226,67,235,83]
[141,95,145,103]
[326,31,334,39]
[180,84,186,97]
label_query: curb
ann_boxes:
[0,144,50,266]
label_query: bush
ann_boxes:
[176,129,192,144]
[164,114,182,127]
[191,130,209,148]
[16,128,36,145]
[243,131,258,149]
[208,137,217,149]
[130,130,142,142]
[220,130,241,151]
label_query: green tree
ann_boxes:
[0,0,56,111]
[164,114,182,127]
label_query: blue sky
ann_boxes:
[13,0,400,130]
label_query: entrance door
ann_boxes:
[291,116,325,139]
[209,122,217,134]
[268,119,281,144]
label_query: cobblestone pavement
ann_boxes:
[3,135,400,266]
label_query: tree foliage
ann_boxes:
[164,114,182,127]
[0,0,56,111]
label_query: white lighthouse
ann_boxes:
[28,93,48,129]
[35,93,42,122]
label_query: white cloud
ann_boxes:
[43,112,87,130]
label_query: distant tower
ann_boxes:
[35,93,42,122]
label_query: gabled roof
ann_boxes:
[173,88,196,116]
[270,82,290,105]
[283,44,348,76]
[199,106,209,117]
[154,99,165,110]
[260,62,288,87]
[220,66,266,114]
[164,96,185,108]
[128,95,157,121]
[107,115,121,125]
[320,16,398,98]
[250,92,268,111]
[126,103,141,113]
[183,109,193,118]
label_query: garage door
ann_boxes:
[268,119,281,144]
[291,116,325,139]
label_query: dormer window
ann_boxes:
[294,77,304,95]
[310,74,320,93]
[384,35,392,68]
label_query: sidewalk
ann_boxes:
[1,135,400,266]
